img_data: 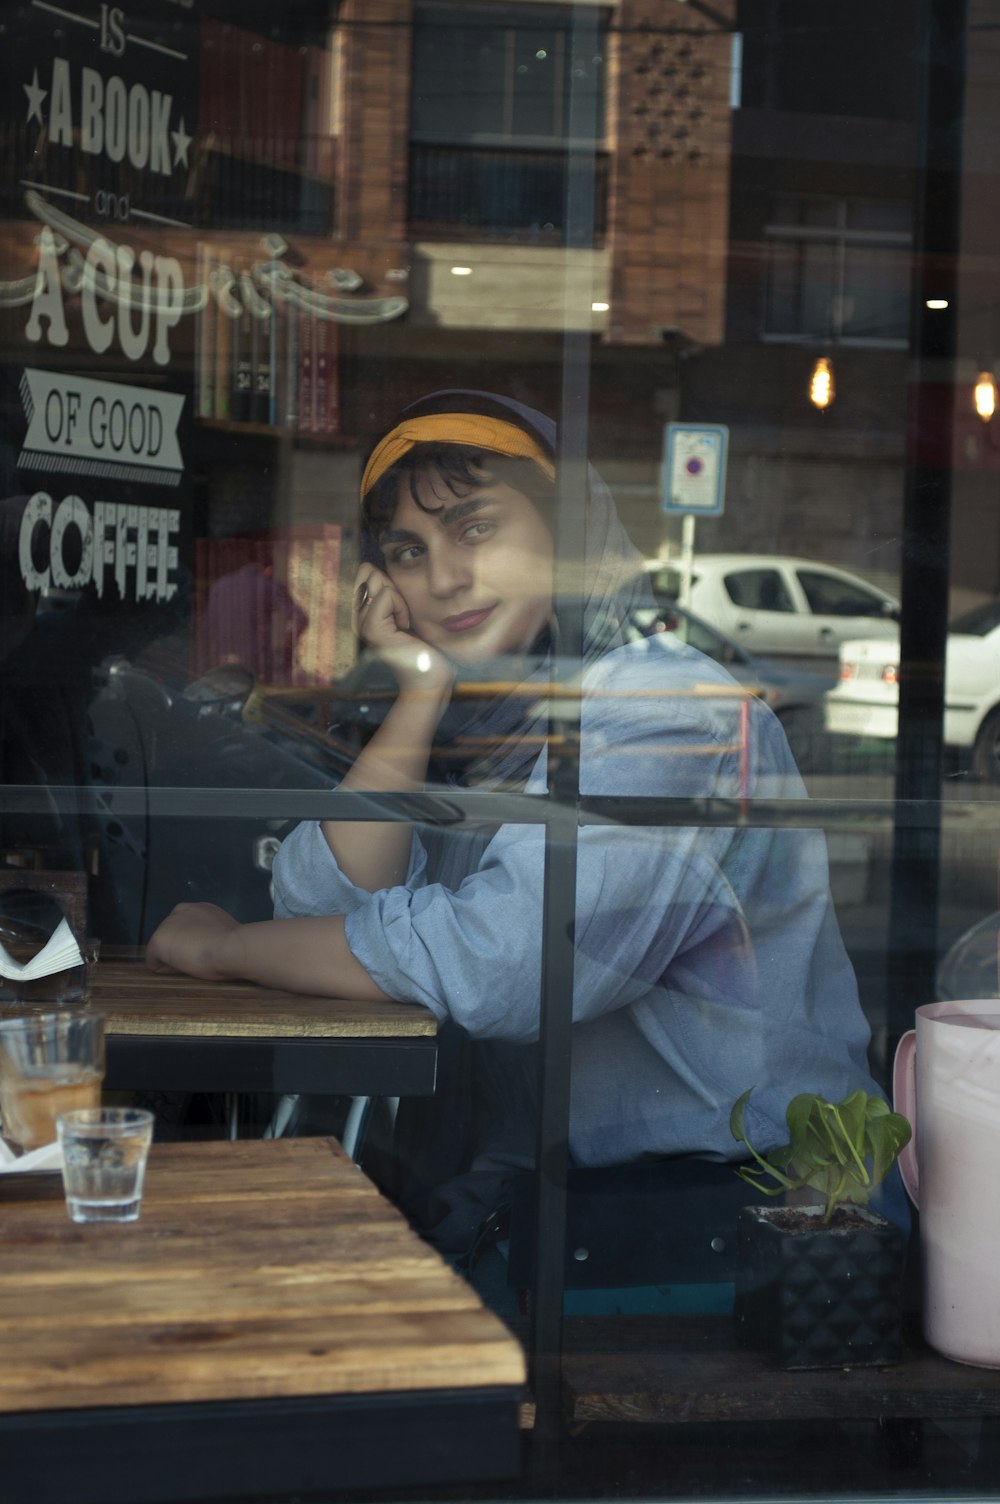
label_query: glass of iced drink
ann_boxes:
[0,1011,105,1152]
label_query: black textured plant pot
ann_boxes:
[734,1204,904,1369]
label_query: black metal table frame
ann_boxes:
[105,1033,438,1097]
[0,1385,522,1504]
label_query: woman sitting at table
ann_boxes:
[147,390,898,1264]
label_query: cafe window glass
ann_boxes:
[6,0,1000,1493]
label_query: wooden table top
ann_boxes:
[92,956,437,1040]
[0,1137,525,1415]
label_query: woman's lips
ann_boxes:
[440,606,496,633]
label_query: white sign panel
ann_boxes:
[662,423,728,515]
[19,369,185,485]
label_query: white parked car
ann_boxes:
[824,598,1000,780]
[645,554,899,659]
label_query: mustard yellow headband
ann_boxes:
[360,413,556,498]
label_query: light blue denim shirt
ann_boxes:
[272,633,878,1169]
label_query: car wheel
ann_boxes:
[973,709,1000,782]
[775,707,823,774]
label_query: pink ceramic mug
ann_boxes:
[893,999,1000,1368]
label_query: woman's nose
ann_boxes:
[426,542,472,596]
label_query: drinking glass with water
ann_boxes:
[56,1107,154,1223]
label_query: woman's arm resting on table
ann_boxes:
[145,902,394,1001]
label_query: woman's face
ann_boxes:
[380,466,555,664]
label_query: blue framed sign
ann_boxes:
[661,423,729,515]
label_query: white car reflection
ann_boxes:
[824,598,1000,780]
[645,554,899,659]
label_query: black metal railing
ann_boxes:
[408,142,608,245]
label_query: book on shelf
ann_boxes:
[254,302,273,426]
[298,288,315,434]
[194,258,342,439]
[212,260,234,423]
[195,243,216,422]
[314,314,341,436]
[282,290,299,429]
[231,284,253,424]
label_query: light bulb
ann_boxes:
[809,356,835,410]
[974,370,997,422]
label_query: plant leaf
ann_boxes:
[729,1087,754,1147]
[868,1108,912,1185]
[730,1087,801,1193]
[735,1164,794,1197]
[835,1090,869,1160]
[731,1086,911,1218]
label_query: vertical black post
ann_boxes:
[887,0,967,1048]
[528,2,599,1467]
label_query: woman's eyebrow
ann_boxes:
[381,495,494,546]
[380,524,423,546]
[439,495,495,528]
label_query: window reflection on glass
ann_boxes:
[763,196,911,345]
[409,3,608,242]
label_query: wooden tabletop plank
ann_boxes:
[91,958,437,1039]
[0,1269,485,1324]
[0,1139,525,1413]
[0,1312,523,1412]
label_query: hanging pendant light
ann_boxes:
[974,369,997,422]
[809,356,835,410]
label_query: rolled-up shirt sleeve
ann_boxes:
[271,818,428,919]
[343,819,742,1039]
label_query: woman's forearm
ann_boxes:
[147,904,394,1000]
[229,915,392,998]
[322,684,450,891]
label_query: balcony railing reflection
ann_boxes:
[408,142,609,245]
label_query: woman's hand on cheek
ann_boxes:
[145,902,243,981]
[353,566,453,695]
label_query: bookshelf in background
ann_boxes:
[193,524,342,688]
[195,251,341,439]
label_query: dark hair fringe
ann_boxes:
[361,445,555,566]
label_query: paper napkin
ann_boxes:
[0,1136,63,1173]
[0,918,83,984]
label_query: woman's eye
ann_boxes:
[462,521,494,542]
[391,545,423,567]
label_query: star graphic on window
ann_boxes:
[24,68,46,126]
[172,117,192,170]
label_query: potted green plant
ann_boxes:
[729,1087,912,1370]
